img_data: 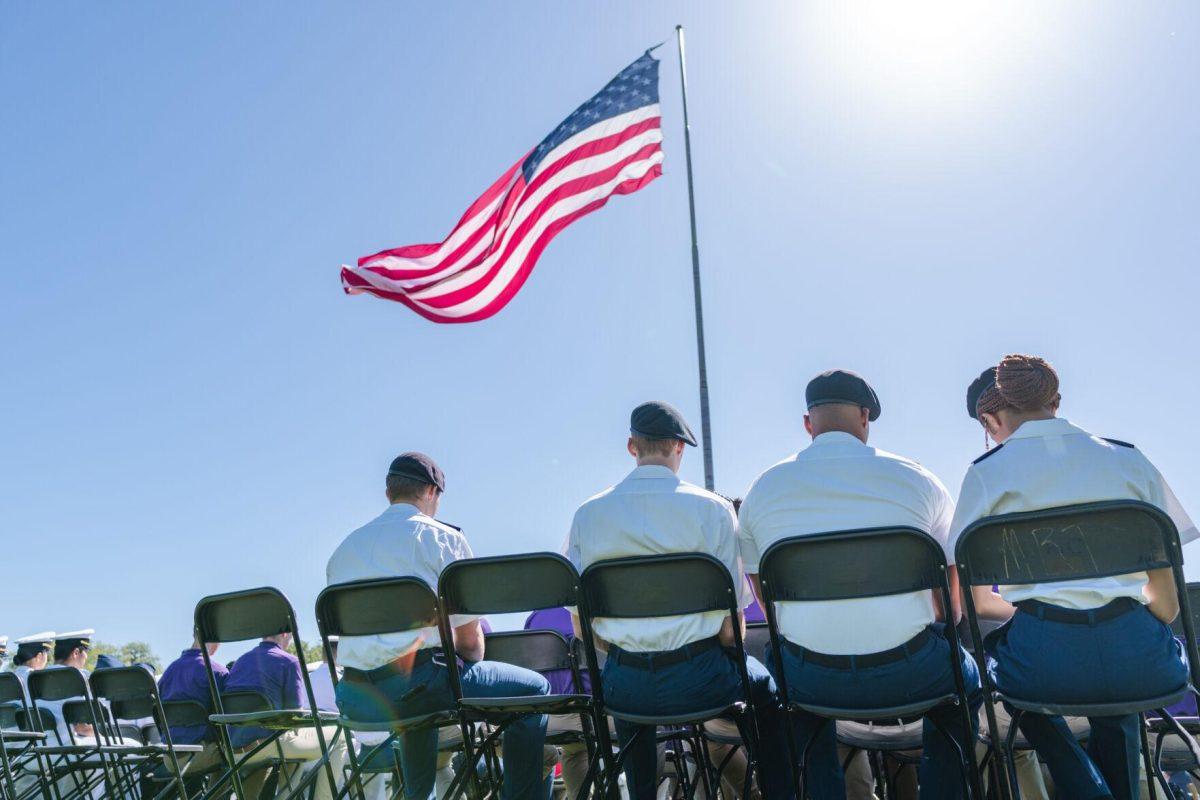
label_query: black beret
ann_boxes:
[387,452,445,492]
[630,401,697,446]
[966,367,997,420]
[805,369,881,422]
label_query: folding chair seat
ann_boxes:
[957,500,1200,800]
[439,553,605,799]
[759,526,984,799]
[315,575,472,800]
[194,585,341,800]
[577,551,766,800]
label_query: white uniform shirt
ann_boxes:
[35,666,90,746]
[566,464,746,653]
[739,431,955,655]
[307,661,339,712]
[326,503,475,671]
[948,417,1198,609]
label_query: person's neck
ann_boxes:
[811,425,867,444]
[635,457,678,472]
[391,497,436,516]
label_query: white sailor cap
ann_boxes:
[0,637,8,654]
[14,632,56,659]
[54,629,95,649]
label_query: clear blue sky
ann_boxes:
[2,2,1197,663]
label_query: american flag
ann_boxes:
[340,51,664,323]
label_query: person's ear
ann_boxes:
[627,437,638,458]
[676,440,686,457]
[803,414,814,436]
[980,412,999,438]
[860,408,870,429]
[1049,393,1061,414]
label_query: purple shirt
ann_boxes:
[223,641,305,747]
[524,608,589,695]
[159,649,228,744]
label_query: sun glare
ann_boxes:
[793,1,1067,122]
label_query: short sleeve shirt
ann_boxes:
[566,464,746,653]
[948,417,1198,609]
[739,431,956,655]
[327,503,475,670]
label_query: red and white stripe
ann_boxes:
[340,105,663,323]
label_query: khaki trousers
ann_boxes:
[238,728,347,800]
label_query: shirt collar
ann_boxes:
[180,648,201,658]
[1005,417,1081,441]
[257,641,282,652]
[808,431,868,448]
[383,502,422,517]
[624,464,680,481]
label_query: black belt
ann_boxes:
[342,649,438,684]
[1016,597,1141,625]
[609,636,723,671]
[784,628,934,669]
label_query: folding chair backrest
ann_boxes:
[219,690,274,715]
[0,673,23,705]
[195,586,297,643]
[954,500,1177,588]
[581,552,737,619]
[161,700,210,729]
[759,527,945,602]
[16,707,56,733]
[483,631,572,674]
[743,623,770,661]
[63,699,110,727]
[0,703,17,730]
[90,666,158,722]
[439,553,580,616]
[29,667,88,703]
[316,576,438,638]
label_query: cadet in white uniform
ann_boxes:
[6,633,54,705]
[328,452,550,800]
[38,630,96,747]
[951,354,1196,800]
[739,370,981,800]
[566,401,792,800]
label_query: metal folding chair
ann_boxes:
[193,586,340,800]
[0,673,48,800]
[90,666,203,800]
[956,499,1200,800]
[758,526,984,799]
[314,575,464,800]
[27,669,117,800]
[437,553,602,800]
[577,551,764,800]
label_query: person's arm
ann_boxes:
[718,611,746,648]
[452,619,485,663]
[932,566,964,625]
[971,585,1015,622]
[569,608,609,654]
[1145,567,1181,624]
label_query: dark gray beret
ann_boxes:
[805,369,881,422]
[387,452,445,492]
[630,401,697,446]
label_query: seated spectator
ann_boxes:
[159,635,228,775]
[224,631,347,800]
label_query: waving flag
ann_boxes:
[340,51,664,323]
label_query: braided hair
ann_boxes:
[975,354,1059,417]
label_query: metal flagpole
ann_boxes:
[674,25,715,492]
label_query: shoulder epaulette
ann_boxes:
[972,443,1004,464]
[1102,437,1136,449]
[434,519,463,532]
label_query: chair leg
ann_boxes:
[1141,716,1161,800]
